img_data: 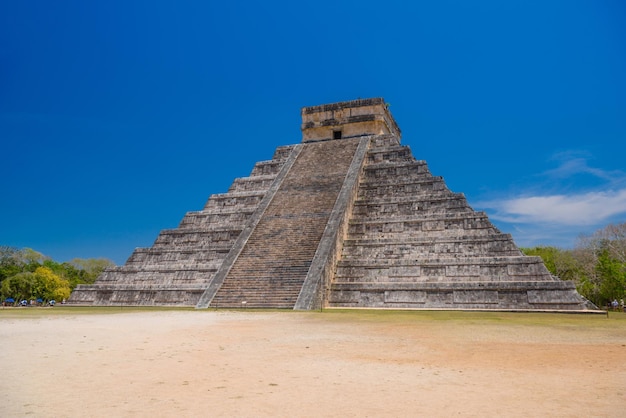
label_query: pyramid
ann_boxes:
[69,98,596,311]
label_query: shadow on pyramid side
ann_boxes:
[69,98,599,312]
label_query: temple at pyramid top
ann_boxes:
[301,98,401,142]
[69,97,599,312]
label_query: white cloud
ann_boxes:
[478,151,626,226]
[473,152,626,248]
[482,189,626,226]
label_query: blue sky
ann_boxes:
[1,1,625,265]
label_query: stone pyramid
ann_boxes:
[69,98,596,311]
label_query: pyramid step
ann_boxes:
[70,98,594,312]
[208,138,362,308]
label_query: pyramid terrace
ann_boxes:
[69,98,597,312]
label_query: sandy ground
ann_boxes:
[1,309,625,418]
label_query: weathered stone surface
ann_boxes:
[203,138,362,308]
[69,146,296,306]
[301,98,400,142]
[69,98,597,312]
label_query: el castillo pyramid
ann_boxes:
[69,98,596,311]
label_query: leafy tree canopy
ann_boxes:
[0,247,115,303]
[522,222,626,307]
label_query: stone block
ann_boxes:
[385,290,426,303]
[453,290,499,304]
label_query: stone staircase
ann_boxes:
[68,146,296,306]
[207,138,362,308]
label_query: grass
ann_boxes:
[1,305,624,332]
[2,306,625,346]
[0,305,196,318]
[322,307,625,325]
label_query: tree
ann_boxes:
[568,246,599,304]
[69,258,114,286]
[32,266,71,301]
[594,246,626,306]
[589,223,626,263]
[520,246,559,274]
[2,246,116,299]
[20,248,49,272]
[520,246,583,282]
[1,247,49,282]
[576,222,626,306]
[1,272,36,301]
[521,223,626,307]
[0,246,23,282]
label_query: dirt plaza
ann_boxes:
[1,308,625,417]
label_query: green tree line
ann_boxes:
[0,246,114,305]
[521,222,626,308]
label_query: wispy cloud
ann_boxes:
[485,190,626,225]
[475,152,626,247]
[543,150,625,186]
